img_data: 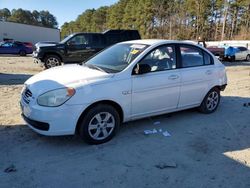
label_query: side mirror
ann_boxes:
[134,64,151,75]
[67,41,75,46]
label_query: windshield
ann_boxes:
[85,43,149,73]
[60,34,74,44]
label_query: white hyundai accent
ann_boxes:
[20,40,227,144]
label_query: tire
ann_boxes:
[246,55,250,61]
[230,55,235,62]
[79,104,120,144]
[198,88,220,114]
[44,55,61,69]
[19,50,26,56]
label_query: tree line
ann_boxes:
[0,8,58,28]
[61,0,250,41]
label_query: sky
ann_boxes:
[0,0,119,28]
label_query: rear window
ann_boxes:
[180,45,213,68]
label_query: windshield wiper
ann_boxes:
[85,64,107,73]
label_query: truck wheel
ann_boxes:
[19,50,26,56]
[198,88,220,114]
[44,55,61,69]
[78,104,120,144]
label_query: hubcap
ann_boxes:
[47,57,60,68]
[206,91,219,111]
[88,112,115,140]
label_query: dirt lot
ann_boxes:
[0,56,250,188]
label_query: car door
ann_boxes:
[89,34,106,56]
[178,45,215,108]
[237,47,248,60]
[11,43,21,54]
[131,45,181,119]
[65,34,92,63]
[0,42,12,54]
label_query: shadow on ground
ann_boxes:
[0,73,33,85]
[0,95,250,187]
[222,60,250,67]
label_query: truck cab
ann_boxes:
[33,30,141,69]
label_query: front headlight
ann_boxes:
[37,87,75,107]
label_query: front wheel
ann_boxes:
[44,55,61,69]
[79,104,120,144]
[199,88,220,114]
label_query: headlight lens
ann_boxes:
[37,87,75,107]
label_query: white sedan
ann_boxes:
[234,46,250,61]
[225,46,250,61]
[20,40,227,144]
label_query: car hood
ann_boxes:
[25,65,111,96]
[35,42,58,48]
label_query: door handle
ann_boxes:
[205,70,212,75]
[168,75,179,80]
[86,47,91,50]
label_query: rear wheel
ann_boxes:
[199,88,220,114]
[19,50,26,56]
[44,55,61,69]
[78,104,120,144]
[246,55,250,61]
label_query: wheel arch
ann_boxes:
[75,100,124,134]
[42,52,63,62]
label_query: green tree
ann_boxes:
[0,8,11,21]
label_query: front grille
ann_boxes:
[22,88,32,104]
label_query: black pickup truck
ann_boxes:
[33,30,141,68]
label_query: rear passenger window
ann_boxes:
[204,52,213,65]
[180,45,213,67]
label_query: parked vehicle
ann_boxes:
[206,46,225,59]
[0,41,33,56]
[21,40,227,144]
[225,46,250,61]
[197,40,225,59]
[22,42,34,49]
[33,29,141,69]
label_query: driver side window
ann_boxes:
[138,45,176,73]
[68,35,89,46]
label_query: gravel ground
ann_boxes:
[0,56,250,188]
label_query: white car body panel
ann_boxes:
[234,48,250,60]
[131,69,181,119]
[20,40,227,136]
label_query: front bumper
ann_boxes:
[33,51,44,65]
[20,98,87,136]
[22,114,49,131]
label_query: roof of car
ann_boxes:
[122,39,198,46]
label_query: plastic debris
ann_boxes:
[153,121,161,125]
[4,165,17,173]
[144,129,158,135]
[155,162,177,169]
[163,130,171,137]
